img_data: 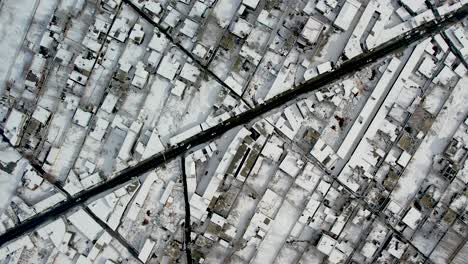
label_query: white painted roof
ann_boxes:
[157,55,180,80]
[180,19,199,38]
[80,173,102,189]
[301,17,323,44]
[242,0,260,9]
[334,0,361,31]
[279,153,304,177]
[317,234,337,255]
[4,109,27,146]
[148,32,169,52]
[101,93,118,114]
[67,209,103,240]
[418,56,437,78]
[73,108,92,127]
[142,129,165,159]
[89,118,109,141]
[171,79,187,97]
[180,62,200,83]
[402,207,422,229]
[32,106,51,125]
[138,239,156,262]
[159,180,175,205]
[401,0,427,13]
[144,2,162,15]
[129,23,145,43]
[317,61,332,74]
[169,125,202,146]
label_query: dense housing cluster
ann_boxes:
[0,0,467,263]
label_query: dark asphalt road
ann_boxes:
[180,158,193,263]
[0,4,466,248]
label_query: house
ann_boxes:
[225,75,244,96]
[402,207,422,229]
[118,121,142,161]
[157,55,180,80]
[101,93,119,114]
[179,62,201,83]
[190,193,209,220]
[192,43,209,58]
[299,17,324,46]
[116,62,131,81]
[0,236,34,259]
[257,189,282,219]
[138,239,156,262]
[333,0,361,31]
[180,18,199,38]
[311,139,339,169]
[73,108,92,128]
[240,45,262,65]
[82,33,101,53]
[361,223,388,259]
[67,209,103,240]
[109,17,131,42]
[25,54,46,89]
[69,71,88,86]
[279,153,304,177]
[189,1,208,19]
[337,58,400,159]
[148,51,162,68]
[93,18,110,35]
[160,181,175,205]
[243,212,272,239]
[87,232,112,261]
[163,6,181,28]
[144,2,162,18]
[397,151,412,167]
[433,66,458,86]
[23,168,44,190]
[126,172,160,220]
[317,61,333,74]
[89,118,109,141]
[169,125,203,146]
[55,45,73,66]
[4,109,28,146]
[242,0,260,10]
[80,173,103,189]
[132,62,149,89]
[262,140,283,162]
[418,56,437,78]
[400,0,427,14]
[230,18,253,39]
[102,0,118,11]
[32,106,51,125]
[314,0,338,15]
[74,51,96,76]
[142,129,165,159]
[148,31,169,52]
[129,23,145,44]
[386,236,408,259]
[171,79,187,97]
[76,255,92,264]
[317,234,337,255]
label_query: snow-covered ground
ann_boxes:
[251,200,302,263]
[0,140,24,211]
[0,0,39,95]
[391,75,468,208]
